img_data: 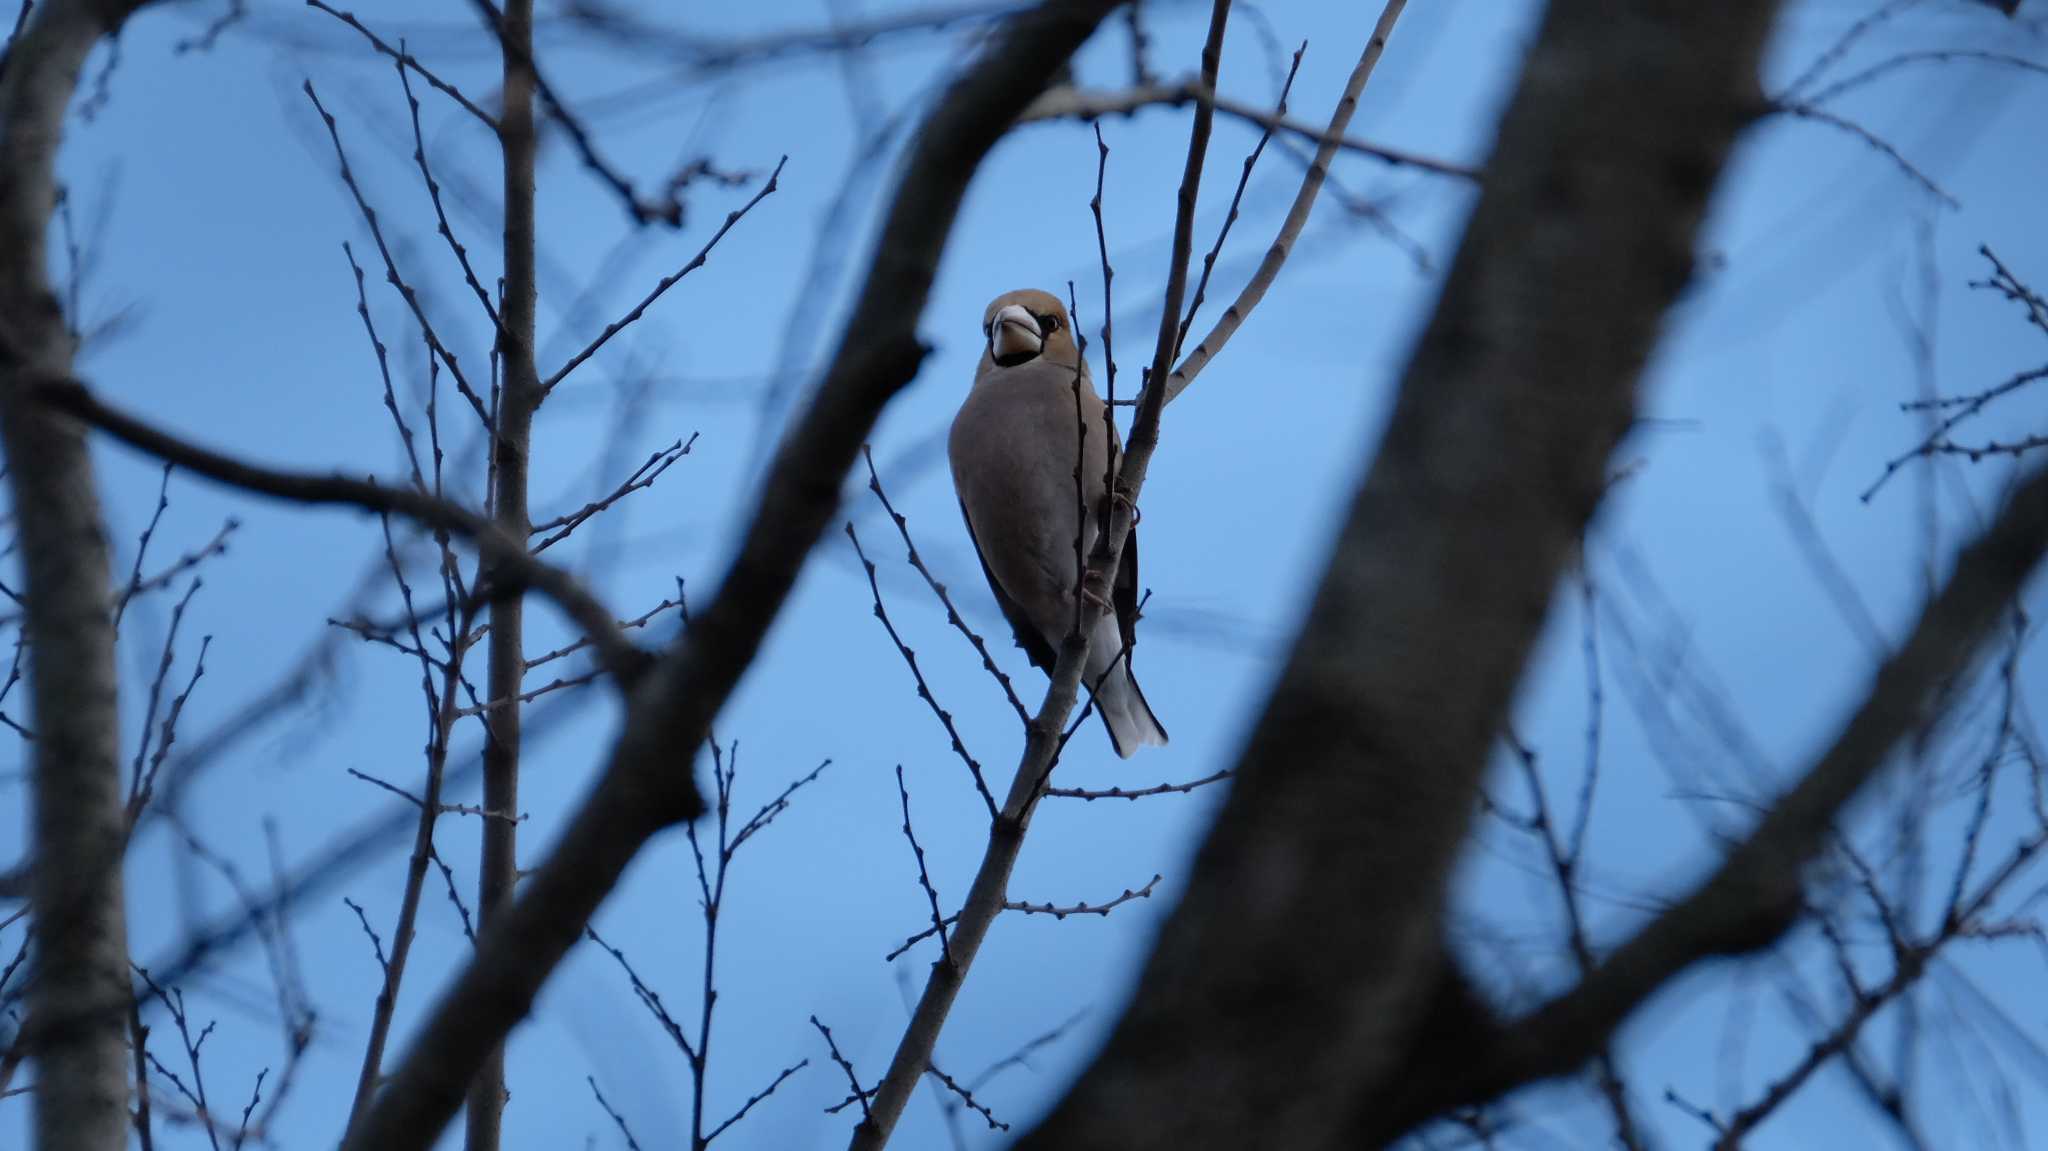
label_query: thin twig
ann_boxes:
[924,1061,1008,1131]
[1173,41,1304,362]
[860,446,1028,721]
[303,80,491,425]
[1017,79,1473,181]
[703,1058,808,1145]
[812,1015,873,1126]
[395,52,501,333]
[542,158,787,394]
[306,0,498,127]
[1042,768,1231,800]
[584,926,697,1062]
[847,523,999,817]
[1163,1,1407,405]
[587,1076,644,1151]
[37,378,647,684]
[530,434,695,553]
[1771,100,1959,209]
[113,462,173,629]
[467,0,690,226]
[895,764,953,966]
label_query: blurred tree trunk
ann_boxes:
[0,3,152,1149]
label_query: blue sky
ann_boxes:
[5,1,2048,1148]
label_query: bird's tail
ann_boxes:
[1094,656,1168,759]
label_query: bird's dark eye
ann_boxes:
[1036,313,1060,332]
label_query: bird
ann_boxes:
[948,288,1168,758]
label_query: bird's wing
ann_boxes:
[960,500,1058,672]
[1115,516,1141,652]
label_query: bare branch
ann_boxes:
[812,1015,872,1126]
[35,378,648,684]
[847,524,998,818]
[583,926,697,1063]
[541,159,786,395]
[894,764,953,965]
[113,462,173,629]
[394,53,501,333]
[1172,42,1304,363]
[568,0,1024,72]
[1162,2,1407,406]
[1445,463,2048,1128]
[524,593,683,673]
[586,1076,644,1151]
[1801,48,2048,109]
[1007,873,1161,919]
[703,1058,808,1145]
[465,0,692,227]
[530,435,695,553]
[1771,99,1959,209]
[924,1060,1007,1132]
[727,756,834,854]
[1043,768,1231,801]
[1017,79,1474,182]
[1867,248,2048,501]
[306,0,497,128]
[860,446,1028,722]
[303,80,491,426]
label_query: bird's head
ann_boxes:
[979,289,1081,372]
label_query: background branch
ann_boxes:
[35,379,646,683]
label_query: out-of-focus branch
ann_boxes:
[341,5,1121,1148]
[1018,79,1475,182]
[1449,462,2048,1126]
[565,0,1025,71]
[465,0,684,226]
[0,3,154,1150]
[1018,3,1782,1147]
[34,379,647,683]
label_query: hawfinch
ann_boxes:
[947,289,1168,758]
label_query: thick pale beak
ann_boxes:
[989,304,1043,361]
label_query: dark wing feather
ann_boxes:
[959,501,1058,672]
[1114,519,1141,651]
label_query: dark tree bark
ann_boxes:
[0,3,155,1150]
